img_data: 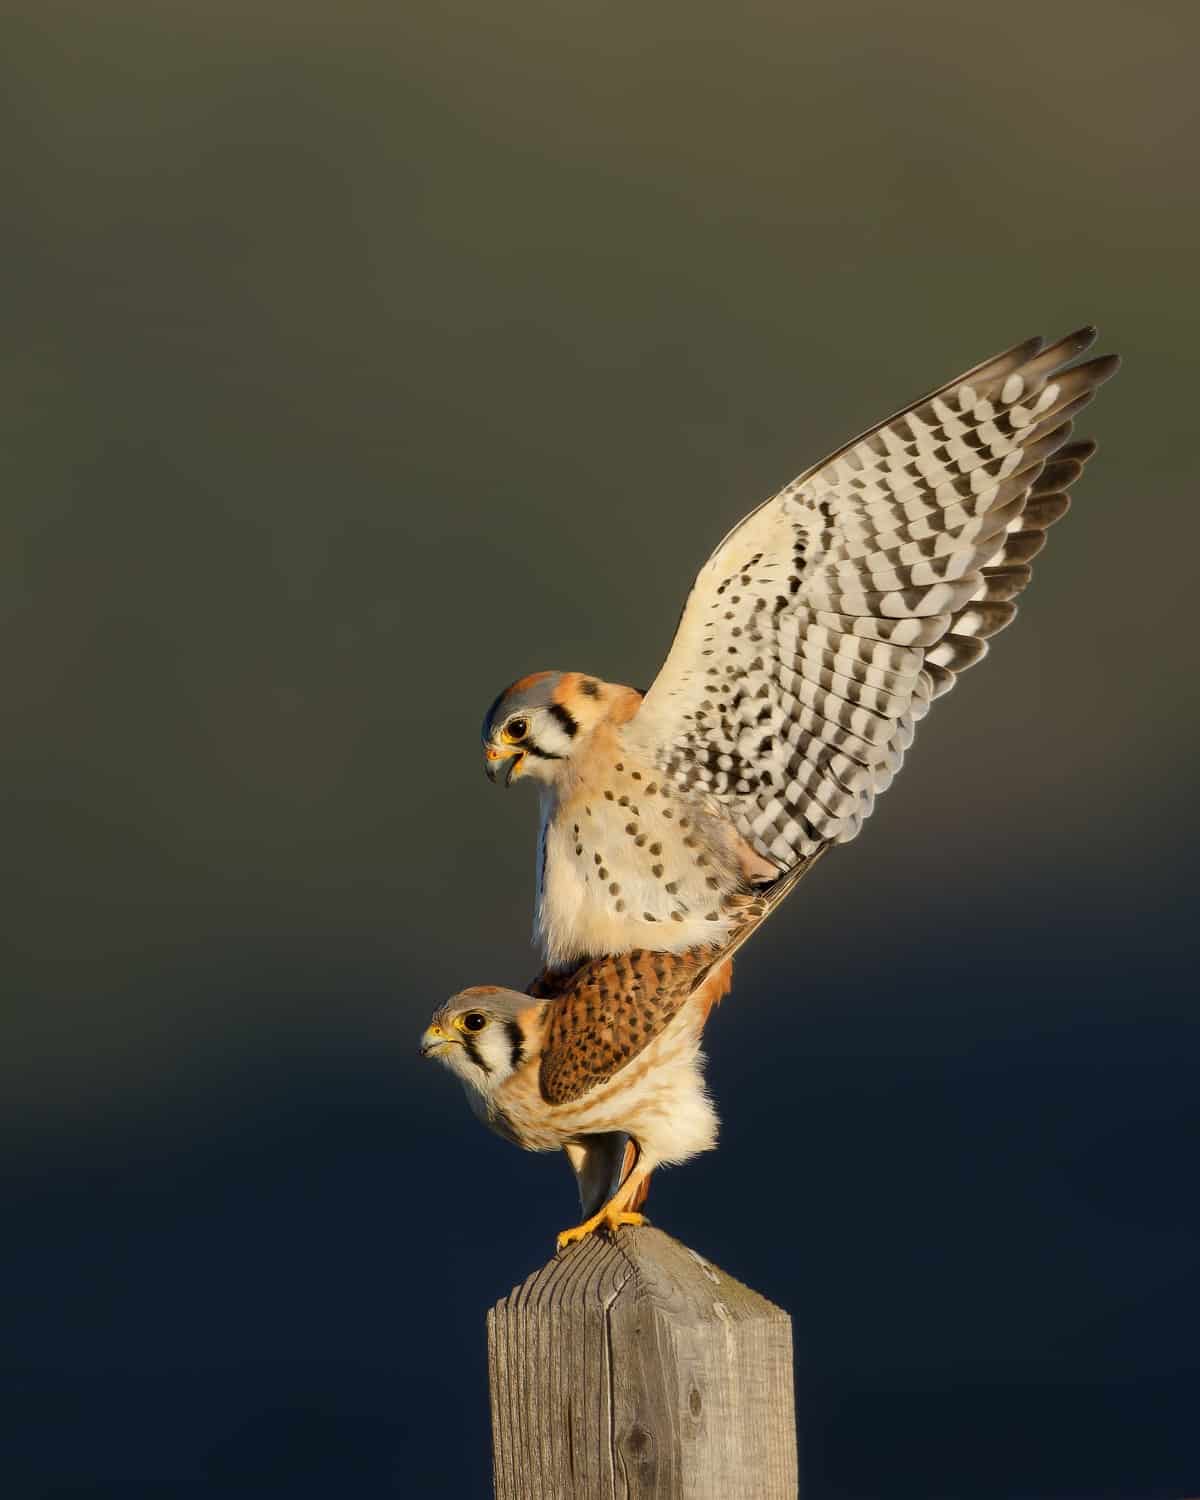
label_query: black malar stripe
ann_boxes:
[547,703,578,737]
[462,1035,492,1075]
[504,1019,524,1072]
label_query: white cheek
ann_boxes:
[477,1027,515,1080]
[531,719,576,762]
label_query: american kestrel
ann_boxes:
[422,865,809,1247]
[426,328,1118,1244]
[480,328,1117,970]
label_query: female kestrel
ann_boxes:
[424,328,1118,1244]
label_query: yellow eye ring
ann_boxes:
[502,717,528,743]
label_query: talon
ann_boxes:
[556,1220,598,1251]
[556,1207,646,1251]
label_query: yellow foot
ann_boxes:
[556,1209,646,1252]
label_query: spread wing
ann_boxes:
[623,328,1118,868]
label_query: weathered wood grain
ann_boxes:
[487,1226,797,1499]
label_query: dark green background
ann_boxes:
[4,1,1197,1495]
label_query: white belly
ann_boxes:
[534,775,743,967]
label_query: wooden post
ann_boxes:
[487,1225,798,1499]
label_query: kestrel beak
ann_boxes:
[484,743,525,786]
[420,1023,457,1059]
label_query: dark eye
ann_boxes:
[462,1011,487,1032]
[505,717,528,741]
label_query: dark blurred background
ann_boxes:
[3,1,1198,1496]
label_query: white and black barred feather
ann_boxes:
[625,329,1118,868]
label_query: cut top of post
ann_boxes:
[487,1226,798,1500]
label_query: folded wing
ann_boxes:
[529,854,822,1104]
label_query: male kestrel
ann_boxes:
[423,329,1118,1245]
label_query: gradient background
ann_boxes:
[4,2,1198,1496]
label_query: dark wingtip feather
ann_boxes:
[1057,437,1098,464]
[1086,351,1121,384]
[1033,457,1085,493]
[1018,326,1101,382]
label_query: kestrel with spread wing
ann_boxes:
[423,329,1118,1245]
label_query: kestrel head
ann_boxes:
[481,671,617,787]
[419,986,534,1097]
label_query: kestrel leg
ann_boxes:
[557,1139,650,1250]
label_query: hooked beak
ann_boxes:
[420,1024,458,1059]
[484,743,525,786]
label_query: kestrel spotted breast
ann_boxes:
[425,329,1118,1245]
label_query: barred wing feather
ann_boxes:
[624,329,1118,869]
